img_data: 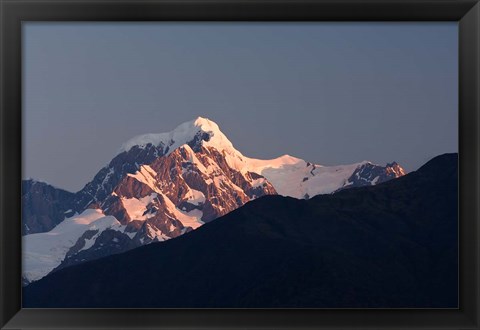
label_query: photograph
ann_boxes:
[21,22,458,308]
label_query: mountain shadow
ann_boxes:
[23,153,458,308]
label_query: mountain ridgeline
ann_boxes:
[22,117,405,284]
[23,153,458,308]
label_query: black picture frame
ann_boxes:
[1,0,479,329]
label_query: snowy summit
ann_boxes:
[118,116,406,198]
[120,117,235,155]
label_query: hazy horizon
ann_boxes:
[23,22,458,192]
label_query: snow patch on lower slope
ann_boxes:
[183,188,206,206]
[23,209,123,282]
[121,194,158,221]
[161,192,204,230]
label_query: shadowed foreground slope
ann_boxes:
[23,154,458,308]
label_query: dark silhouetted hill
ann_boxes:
[23,154,458,308]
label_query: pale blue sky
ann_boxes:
[23,22,458,192]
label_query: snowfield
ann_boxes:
[23,209,123,282]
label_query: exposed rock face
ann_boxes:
[336,162,406,192]
[22,180,75,235]
[96,144,277,244]
[73,144,165,212]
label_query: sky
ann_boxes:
[23,22,458,192]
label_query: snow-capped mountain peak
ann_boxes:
[120,116,237,156]
[23,116,407,284]
[119,118,319,178]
